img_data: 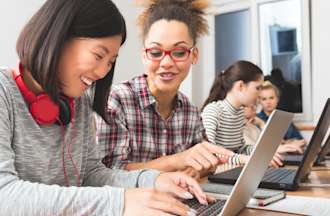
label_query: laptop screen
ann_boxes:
[316,131,330,163]
[295,98,330,182]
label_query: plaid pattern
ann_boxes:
[96,74,206,169]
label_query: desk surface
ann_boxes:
[206,162,330,215]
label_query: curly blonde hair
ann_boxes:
[136,0,209,44]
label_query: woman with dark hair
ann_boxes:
[96,0,233,177]
[0,0,209,215]
[201,60,283,167]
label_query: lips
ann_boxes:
[80,76,94,86]
[159,72,176,81]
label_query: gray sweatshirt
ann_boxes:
[0,68,160,216]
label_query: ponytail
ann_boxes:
[202,60,263,110]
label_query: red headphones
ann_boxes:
[12,64,74,125]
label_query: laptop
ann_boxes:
[209,99,330,191]
[184,109,293,215]
[282,98,330,165]
[315,132,330,165]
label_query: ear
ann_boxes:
[191,47,199,65]
[234,80,245,92]
[141,48,148,65]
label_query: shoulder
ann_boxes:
[108,78,137,108]
[257,111,267,120]
[106,76,145,117]
[177,91,199,113]
[110,80,135,99]
[202,100,225,116]
[0,67,13,88]
[0,68,16,101]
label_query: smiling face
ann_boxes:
[58,35,122,97]
[142,19,198,96]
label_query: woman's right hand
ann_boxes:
[124,188,196,216]
[270,152,284,168]
[176,141,234,172]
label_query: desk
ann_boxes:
[206,162,330,215]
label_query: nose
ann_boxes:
[160,53,175,68]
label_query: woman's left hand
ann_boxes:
[277,143,303,154]
[154,172,214,205]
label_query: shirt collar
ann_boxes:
[223,98,241,115]
[134,74,183,110]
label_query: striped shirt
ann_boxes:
[96,74,206,169]
[201,99,254,164]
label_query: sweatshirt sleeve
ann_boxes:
[83,118,160,189]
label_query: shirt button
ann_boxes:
[162,152,167,156]
[163,129,167,133]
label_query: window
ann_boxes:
[197,0,312,121]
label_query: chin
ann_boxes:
[63,91,83,98]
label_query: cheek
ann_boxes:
[177,62,191,77]
[271,100,278,106]
[146,62,160,73]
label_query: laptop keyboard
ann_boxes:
[263,168,295,182]
[183,198,226,216]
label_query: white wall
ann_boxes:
[111,0,144,84]
[311,0,330,122]
[0,0,44,67]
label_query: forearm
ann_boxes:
[295,123,315,131]
[84,158,160,188]
[125,154,184,172]
[0,175,124,216]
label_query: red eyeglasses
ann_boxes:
[144,47,195,62]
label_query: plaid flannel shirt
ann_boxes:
[96,74,206,169]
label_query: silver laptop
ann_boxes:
[210,98,330,191]
[185,109,293,215]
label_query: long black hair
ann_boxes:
[16,0,126,122]
[202,60,263,110]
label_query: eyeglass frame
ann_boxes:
[144,46,196,62]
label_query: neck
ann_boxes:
[225,92,242,109]
[149,86,177,120]
[264,110,272,116]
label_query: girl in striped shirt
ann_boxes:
[201,61,283,167]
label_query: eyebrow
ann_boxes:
[95,45,119,58]
[149,41,190,47]
[95,45,110,54]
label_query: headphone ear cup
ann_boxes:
[29,94,60,124]
[57,98,72,125]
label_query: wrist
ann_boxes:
[136,169,161,188]
[238,154,246,165]
[170,152,186,170]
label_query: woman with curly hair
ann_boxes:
[97,0,233,178]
